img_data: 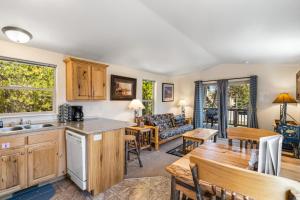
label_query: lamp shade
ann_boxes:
[128,99,145,110]
[178,99,187,106]
[272,93,297,104]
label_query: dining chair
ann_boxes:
[171,156,300,200]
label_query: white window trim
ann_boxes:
[0,56,57,116]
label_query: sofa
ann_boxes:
[144,113,193,150]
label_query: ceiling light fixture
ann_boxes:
[1,26,32,43]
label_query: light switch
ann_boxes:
[93,134,102,141]
[2,143,10,149]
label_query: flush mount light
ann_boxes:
[1,26,32,43]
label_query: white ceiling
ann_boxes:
[0,0,300,75]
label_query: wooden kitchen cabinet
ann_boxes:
[27,141,58,186]
[0,148,27,194]
[65,57,108,101]
[91,65,106,99]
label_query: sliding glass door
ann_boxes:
[203,80,250,129]
[203,83,218,128]
[228,80,250,127]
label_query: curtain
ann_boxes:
[248,75,258,128]
[193,81,204,128]
[217,79,228,138]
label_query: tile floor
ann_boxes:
[51,176,170,200]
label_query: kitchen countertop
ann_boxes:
[64,118,136,134]
[0,118,136,137]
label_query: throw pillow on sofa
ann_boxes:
[174,114,185,127]
[153,119,172,132]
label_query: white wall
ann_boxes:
[173,64,300,130]
[0,40,176,124]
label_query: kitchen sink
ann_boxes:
[23,123,54,129]
[0,123,55,133]
[0,126,24,132]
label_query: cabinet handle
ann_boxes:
[103,83,105,87]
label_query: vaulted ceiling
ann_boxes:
[1,0,300,75]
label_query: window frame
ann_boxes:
[0,56,57,116]
[142,79,155,115]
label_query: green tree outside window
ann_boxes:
[0,59,55,114]
[142,80,155,115]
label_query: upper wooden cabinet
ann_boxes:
[64,57,108,101]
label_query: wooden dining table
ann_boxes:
[165,142,300,187]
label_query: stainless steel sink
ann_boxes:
[0,123,55,133]
[24,123,54,129]
[0,126,24,132]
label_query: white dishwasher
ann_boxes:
[66,130,87,190]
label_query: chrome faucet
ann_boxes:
[19,118,24,125]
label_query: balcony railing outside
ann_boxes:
[204,107,248,127]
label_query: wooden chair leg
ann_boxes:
[134,140,143,167]
[125,141,128,175]
[229,139,233,146]
[171,176,180,200]
[221,188,226,200]
[190,163,203,200]
[240,140,243,149]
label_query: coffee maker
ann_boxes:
[71,106,84,121]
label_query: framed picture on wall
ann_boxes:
[297,71,300,101]
[110,75,137,100]
[162,83,174,102]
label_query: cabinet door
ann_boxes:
[28,141,58,186]
[91,65,106,100]
[73,61,91,100]
[0,148,26,193]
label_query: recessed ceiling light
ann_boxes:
[1,26,33,43]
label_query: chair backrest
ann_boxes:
[189,156,300,200]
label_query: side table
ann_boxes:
[125,125,153,151]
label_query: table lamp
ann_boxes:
[273,93,297,124]
[178,99,187,115]
[128,99,145,122]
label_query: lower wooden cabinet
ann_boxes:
[27,141,58,186]
[0,148,27,194]
[0,129,64,196]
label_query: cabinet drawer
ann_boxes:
[0,135,26,150]
[28,130,58,145]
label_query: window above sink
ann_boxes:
[0,56,56,115]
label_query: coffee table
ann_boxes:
[182,128,218,153]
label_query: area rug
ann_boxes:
[166,141,194,157]
[9,184,55,200]
[51,176,170,200]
